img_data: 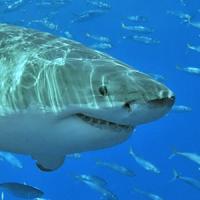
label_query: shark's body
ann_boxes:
[0,24,175,171]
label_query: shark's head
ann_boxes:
[57,58,175,153]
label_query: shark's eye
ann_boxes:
[99,85,108,96]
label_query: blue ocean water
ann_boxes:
[0,0,200,199]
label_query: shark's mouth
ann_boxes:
[76,113,133,131]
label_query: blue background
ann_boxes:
[0,0,200,199]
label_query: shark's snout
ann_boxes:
[120,76,175,126]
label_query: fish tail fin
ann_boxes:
[187,43,193,49]
[85,33,90,37]
[176,65,182,71]
[185,18,191,24]
[168,148,178,159]
[171,169,180,182]
[183,15,192,24]
[121,22,125,28]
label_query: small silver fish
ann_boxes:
[29,18,58,31]
[66,153,81,159]
[75,174,118,200]
[4,0,26,12]
[90,42,112,50]
[148,73,165,82]
[172,169,200,190]
[96,160,135,177]
[123,35,160,45]
[172,105,192,113]
[75,174,107,186]
[187,43,200,53]
[121,23,153,33]
[71,9,105,23]
[86,33,111,43]
[169,149,200,165]
[180,0,187,6]
[0,151,23,169]
[176,65,200,75]
[188,18,200,29]
[167,10,191,23]
[35,1,52,7]
[129,147,160,174]
[64,31,73,39]
[36,0,71,7]
[127,15,147,22]
[133,188,164,200]
[86,0,111,10]
[0,182,44,199]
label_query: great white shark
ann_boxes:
[0,24,175,171]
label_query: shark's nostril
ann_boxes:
[123,102,132,112]
[148,96,175,107]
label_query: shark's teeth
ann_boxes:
[76,113,133,131]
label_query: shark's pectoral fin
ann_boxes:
[33,154,65,172]
[36,162,54,172]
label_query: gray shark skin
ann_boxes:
[0,24,175,171]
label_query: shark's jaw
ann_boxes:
[76,113,133,132]
[72,95,175,130]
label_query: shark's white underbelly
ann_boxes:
[0,112,132,170]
